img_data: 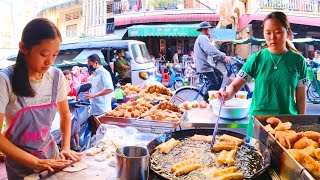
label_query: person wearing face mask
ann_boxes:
[84,54,114,134]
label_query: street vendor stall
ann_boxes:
[22,83,310,180]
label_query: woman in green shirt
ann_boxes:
[216,11,308,136]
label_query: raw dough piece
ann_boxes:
[108,157,117,167]
[62,162,87,172]
[24,173,40,180]
[101,145,109,151]
[86,147,102,156]
[94,154,107,162]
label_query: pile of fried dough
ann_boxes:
[264,117,320,179]
[143,84,173,96]
[121,83,145,95]
[154,134,245,179]
[104,100,152,118]
[139,101,182,122]
[139,92,171,102]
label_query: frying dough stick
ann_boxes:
[212,144,239,152]
[216,150,229,165]
[171,159,196,172]
[215,141,237,146]
[216,172,245,180]
[226,149,237,166]
[287,132,304,144]
[288,149,320,179]
[274,122,292,131]
[175,164,203,176]
[156,138,180,154]
[189,134,212,143]
[315,148,320,160]
[293,137,319,149]
[85,147,102,156]
[212,166,238,177]
[299,146,316,158]
[304,131,320,142]
[275,131,291,149]
[266,117,281,127]
[264,124,275,135]
[218,134,244,146]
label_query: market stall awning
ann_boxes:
[292,38,320,46]
[232,37,266,45]
[128,24,236,40]
[232,37,320,46]
[128,24,200,37]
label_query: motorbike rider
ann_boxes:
[193,21,232,101]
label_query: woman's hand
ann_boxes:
[34,158,72,172]
[215,88,232,101]
[59,148,82,162]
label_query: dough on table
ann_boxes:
[62,162,87,172]
[24,173,40,180]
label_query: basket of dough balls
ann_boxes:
[210,98,251,119]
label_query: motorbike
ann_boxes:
[155,65,186,90]
[51,83,92,152]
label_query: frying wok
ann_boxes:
[147,129,271,179]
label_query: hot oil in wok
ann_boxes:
[151,138,264,179]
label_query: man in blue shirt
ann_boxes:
[84,54,114,134]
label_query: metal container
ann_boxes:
[97,115,181,134]
[147,129,272,179]
[253,115,320,180]
[116,146,150,180]
[210,99,250,119]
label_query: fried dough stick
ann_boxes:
[212,166,238,177]
[174,164,203,176]
[171,159,196,172]
[226,149,237,166]
[212,144,239,152]
[218,134,244,146]
[156,138,180,154]
[216,173,245,180]
[189,134,212,143]
[216,150,229,165]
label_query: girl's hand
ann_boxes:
[34,158,72,172]
[59,148,82,162]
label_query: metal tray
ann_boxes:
[253,115,320,180]
[97,116,181,134]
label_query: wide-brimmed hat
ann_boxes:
[197,21,214,32]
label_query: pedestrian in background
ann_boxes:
[216,11,307,136]
[84,54,114,134]
[173,50,179,65]
[194,21,232,101]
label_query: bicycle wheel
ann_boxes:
[170,86,205,106]
[307,83,320,103]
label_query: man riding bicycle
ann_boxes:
[194,21,232,100]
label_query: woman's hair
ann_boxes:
[262,11,297,52]
[12,18,62,97]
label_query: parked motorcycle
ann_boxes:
[51,83,92,152]
[156,65,186,90]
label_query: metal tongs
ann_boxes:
[210,87,226,148]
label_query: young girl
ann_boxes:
[63,70,80,151]
[0,18,81,179]
[63,70,77,99]
[216,11,307,136]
